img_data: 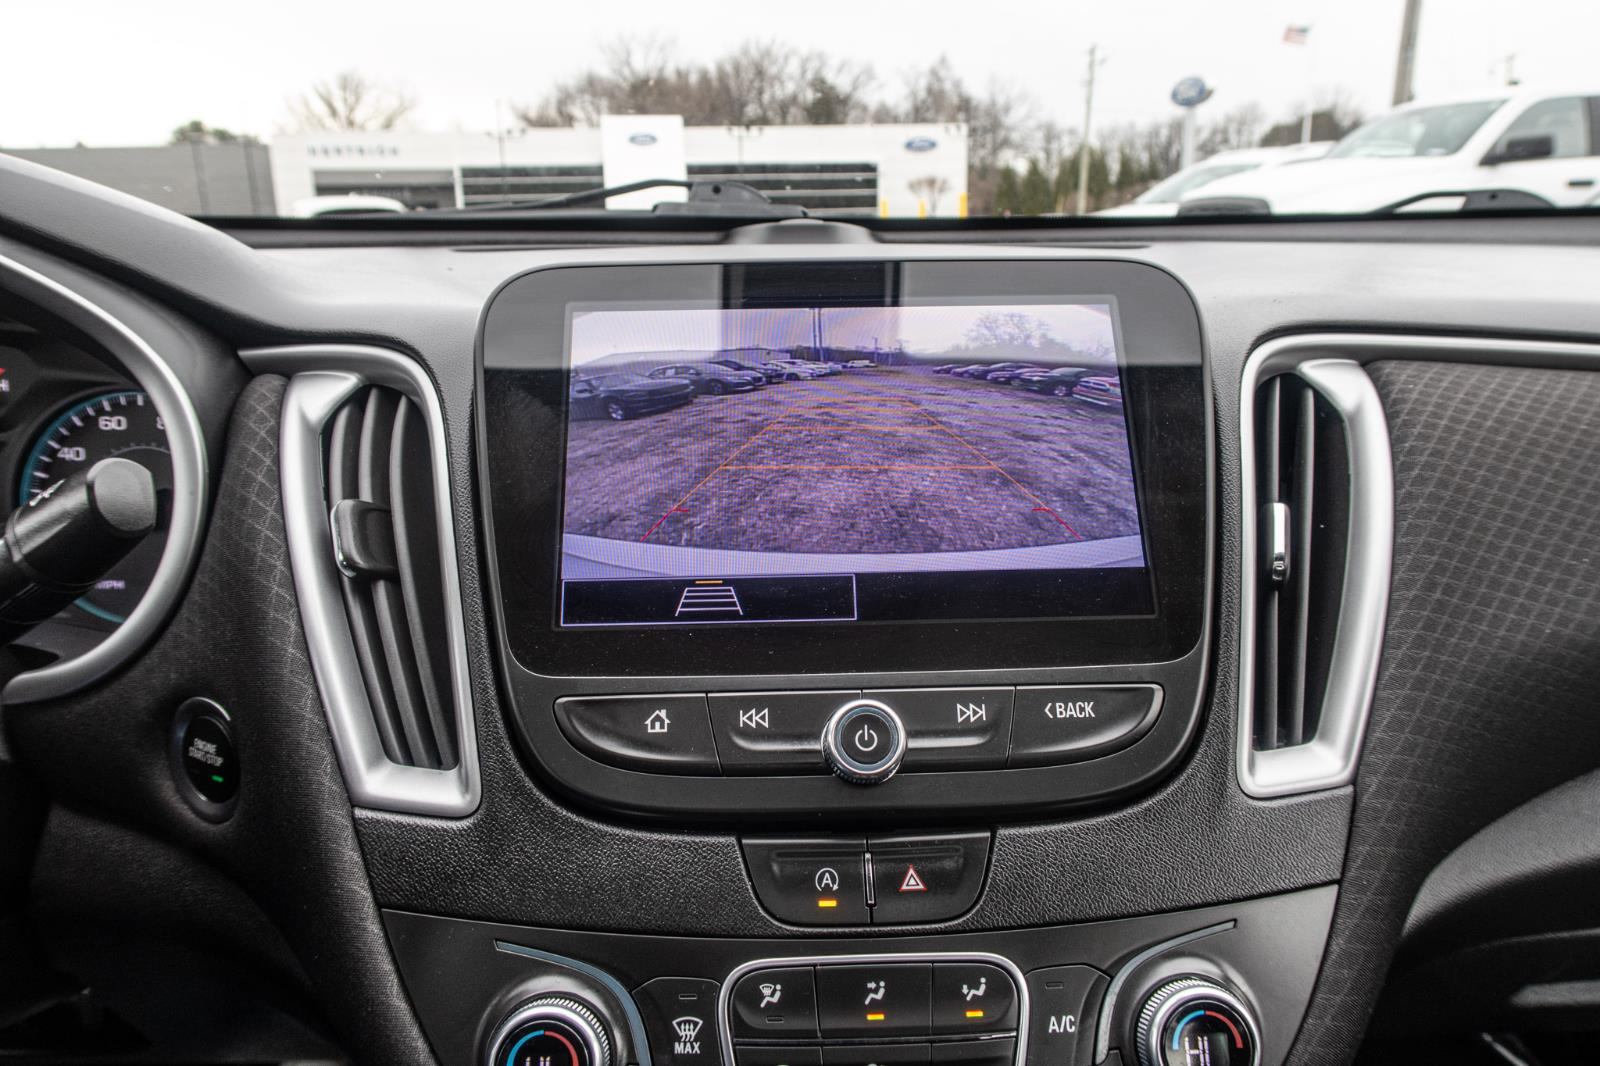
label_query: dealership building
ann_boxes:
[271,118,968,217]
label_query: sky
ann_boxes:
[570,305,1116,366]
[3,0,1596,148]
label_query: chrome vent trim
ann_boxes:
[1238,343,1392,798]
[239,344,478,817]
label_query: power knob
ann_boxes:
[1135,977,1260,1066]
[821,698,907,784]
[486,995,613,1066]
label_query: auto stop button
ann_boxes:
[1007,685,1162,767]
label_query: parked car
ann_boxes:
[772,360,835,378]
[1020,367,1096,396]
[1182,88,1600,215]
[931,363,963,374]
[845,359,875,368]
[569,373,696,421]
[1072,376,1124,408]
[758,361,807,381]
[967,362,1042,382]
[710,358,788,383]
[1093,143,1331,218]
[983,365,1046,384]
[950,364,993,378]
[789,359,841,376]
[647,362,765,394]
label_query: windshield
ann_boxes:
[2,4,1588,219]
[1326,99,1506,159]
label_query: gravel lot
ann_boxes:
[562,366,1140,552]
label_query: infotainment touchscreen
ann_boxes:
[556,301,1152,628]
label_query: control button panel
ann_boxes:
[558,686,1160,778]
[634,977,721,1066]
[816,963,932,1038]
[742,834,990,927]
[1023,966,1108,1066]
[1007,686,1162,768]
[743,838,870,925]
[723,957,1023,1066]
[867,688,1013,770]
[731,967,820,1039]
[712,691,858,773]
[555,695,719,775]
[868,833,989,925]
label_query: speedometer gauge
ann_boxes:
[18,390,172,625]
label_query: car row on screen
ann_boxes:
[568,357,1120,421]
[932,362,1122,406]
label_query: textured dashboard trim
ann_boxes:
[0,250,209,702]
[239,344,480,817]
[1237,348,1394,797]
[1274,339,1600,1066]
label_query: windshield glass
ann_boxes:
[1326,99,1506,158]
[2,3,1587,219]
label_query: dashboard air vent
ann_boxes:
[1238,349,1393,798]
[324,386,458,771]
[245,344,478,817]
[1249,374,1350,752]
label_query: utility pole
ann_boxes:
[1076,44,1103,216]
[1391,0,1422,105]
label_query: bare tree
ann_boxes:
[289,71,414,132]
[516,37,875,128]
[908,175,951,214]
[1198,103,1267,156]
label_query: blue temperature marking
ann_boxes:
[1172,1010,1205,1050]
[506,1029,546,1066]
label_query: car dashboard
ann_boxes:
[3,154,1600,1066]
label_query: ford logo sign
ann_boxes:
[628,132,658,147]
[904,136,938,152]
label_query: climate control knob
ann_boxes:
[822,698,906,784]
[486,995,613,1066]
[1135,977,1259,1066]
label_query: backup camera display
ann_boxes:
[557,302,1150,627]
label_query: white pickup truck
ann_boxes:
[1181,88,1600,214]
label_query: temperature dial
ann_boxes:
[486,995,613,1066]
[1135,977,1259,1066]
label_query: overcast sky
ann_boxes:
[570,304,1114,366]
[4,0,1594,148]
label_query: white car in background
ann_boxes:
[1094,142,1332,218]
[288,194,409,217]
[1180,88,1600,215]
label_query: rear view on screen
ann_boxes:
[558,302,1149,626]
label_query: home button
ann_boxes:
[554,694,719,775]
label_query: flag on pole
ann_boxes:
[1284,24,1311,44]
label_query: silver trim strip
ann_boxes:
[1093,920,1234,1063]
[1237,347,1394,798]
[718,952,1028,1066]
[0,252,208,703]
[239,344,479,817]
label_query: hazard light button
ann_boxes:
[868,832,990,924]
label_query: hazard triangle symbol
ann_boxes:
[899,865,928,892]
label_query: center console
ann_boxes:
[399,254,1327,1066]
